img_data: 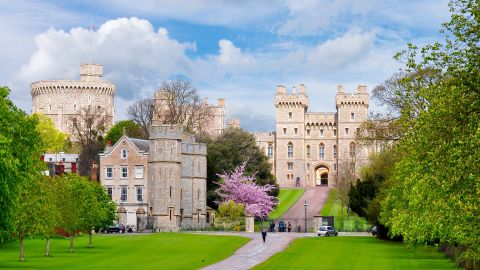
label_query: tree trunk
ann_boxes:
[19,233,25,262]
[69,233,75,253]
[88,231,93,248]
[45,237,51,256]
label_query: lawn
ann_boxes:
[254,237,457,270]
[269,188,305,220]
[321,189,370,231]
[0,233,249,269]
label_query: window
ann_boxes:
[267,144,273,159]
[289,112,292,119]
[307,163,310,170]
[320,129,324,137]
[334,129,337,136]
[283,128,287,135]
[319,143,325,159]
[121,166,128,179]
[287,174,290,180]
[307,129,310,136]
[169,209,172,220]
[356,128,360,135]
[135,166,144,179]
[334,163,337,171]
[351,112,355,120]
[345,128,349,135]
[136,186,143,202]
[121,148,128,159]
[287,142,293,158]
[306,145,311,158]
[106,167,113,179]
[294,128,298,135]
[350,142,356,158]
[169,186,172,198]
[287,162,293,171]
[333,145,337,159]
[107,186,113,200]
[120,186,127,202]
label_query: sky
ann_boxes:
[0,0,451,131]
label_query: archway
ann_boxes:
[315,165,329,186]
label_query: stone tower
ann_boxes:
[30,63,115,139]
[275,84,308,187]
[148,124,207,231]
[335,85,369,172]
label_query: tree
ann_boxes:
[105,120,143,145]
[70,106,111,177]
[199,127,279,208]
[378,0,480,262]
[127,80,213,136]
[0,86,43,242]
[216,163,277,218]
[335,158,356,222]
[127,98,154,139]
[33,113,69,153]
[13,175,57,261]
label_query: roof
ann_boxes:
[130,138,150,153]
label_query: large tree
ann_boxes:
[0,87,43,241]
[70,106,111,177]
[33,113,69,153]
[378,0,480,262]
[200,127,278,208]
[127,80,213,136]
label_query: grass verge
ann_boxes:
[253,237,457,270]
[320,189,370,231]
[0,233,249,270]
[269,188,305,220]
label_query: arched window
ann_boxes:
[319,143,325,159]
[287,142,293,158]
[306,145,311,158]
[333,145,337,159]
[349,142,356,158]
[121,148,128,159]
[267,144,273,159]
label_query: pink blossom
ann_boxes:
[216,162,277,218]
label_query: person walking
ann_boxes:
[261,229,267,243]
[287,222,292,232]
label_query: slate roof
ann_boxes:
[130,138,150,153]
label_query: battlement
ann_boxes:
[275,84,309,109]
[335,85,369,108]
[149,124,184,140]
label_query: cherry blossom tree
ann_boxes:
[216,163,277,218]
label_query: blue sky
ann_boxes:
[0,0,450,131]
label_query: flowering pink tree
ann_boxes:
[216,162,277,218]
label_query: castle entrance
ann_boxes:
[315,165,329,186]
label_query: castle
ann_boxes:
[255,84,370,187]
[30,63,115,139]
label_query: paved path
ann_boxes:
[197,231,371,270]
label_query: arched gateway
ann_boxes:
[314,165,329,186]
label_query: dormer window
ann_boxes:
[121,148,128,159]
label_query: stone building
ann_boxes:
[31,63,115,139]
[254,84,370,188]
[99,125,208,231]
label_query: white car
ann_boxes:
[317,225,338,236]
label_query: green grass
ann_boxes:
[320,189,370,231]
[0,233,249,269]
[254,237,457,270]
[269,188,305,220]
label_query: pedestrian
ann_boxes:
[261,229,267,243]
[269,221,276,233]
[287,222,292,232]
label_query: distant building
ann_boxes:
[254,84,371,188]
[227,116,240,129]
[31,63,115,139]
[99,125,209,231]
[42,153,79,176]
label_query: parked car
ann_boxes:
[371,226,378,236]
[278,221,287,232]
[106,224,125,233]
[317,225,338,236]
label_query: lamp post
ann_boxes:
[304,200,308,233]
